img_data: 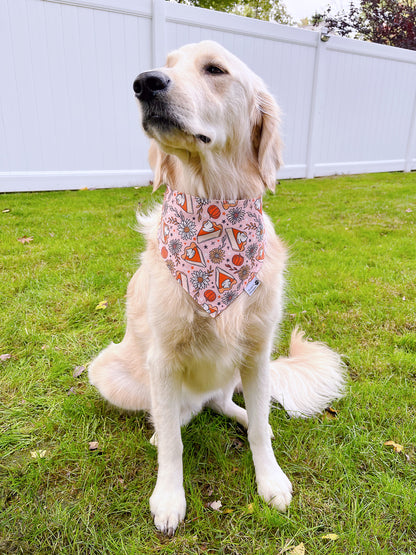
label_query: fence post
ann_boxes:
[305,32,328,179]
[404,88,416,173]
[152,0,166,68]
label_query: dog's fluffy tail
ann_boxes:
[270,328,346,418]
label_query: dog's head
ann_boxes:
[133,41,282,192]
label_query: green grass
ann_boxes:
[1,172,415,554]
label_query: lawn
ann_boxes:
[1,172,415,554]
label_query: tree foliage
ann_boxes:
[313,0,416,51]
[171,0,293,24]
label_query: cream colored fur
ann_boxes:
[88,41,345,536]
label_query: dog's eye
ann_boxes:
[205,64,226,75]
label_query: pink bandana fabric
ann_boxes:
[158,186,266,318]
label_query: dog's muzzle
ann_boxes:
[133,70,211,144]
[133,71,171,101]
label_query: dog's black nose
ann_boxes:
[133,71,171,101]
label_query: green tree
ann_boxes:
[313,0,416,50]
[171,0,293,24]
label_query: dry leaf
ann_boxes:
[247,503,254,514]
[31,450,47,459]
[322,533,339,540]
[73,365,86,378]
[324,407,338,419]
[0,353,12,361]
[95,300,108,310]
[17,236,33,244]
[288,543,305,555]
[89,441,99,451]
[223,508,233,514]
[209,500,222,511]
[384,440,404,453]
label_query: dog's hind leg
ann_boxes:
[208,384,274,438]
[88,336,151,412]
[207,386,249,429]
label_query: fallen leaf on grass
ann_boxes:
[73,365,86,378]
[322,533,339,540]
[89,441,99,451]
[384,440,404,453]
[95,300,108,310]
[288,543,305,555]
[223,508,233,514]
[209,500,222,511]
[17,236,33,244]
[246,503,254,514]
[0,353,12,361]
[31,450,47,459]
[324,407,338,419]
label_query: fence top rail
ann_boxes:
[42,0,153,17]
[326,34,416,65]
[44,0,416,65]
[164,0,318,47]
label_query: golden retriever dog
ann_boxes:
[89,41,345,536]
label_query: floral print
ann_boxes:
[191,270,210,290]
[158,186,265,318]
[226,206,245,225]
[246,243,258,260]
[222,290,237,305]
[177,218,196,240]
[237,265,250,281]
[209,247,225,264]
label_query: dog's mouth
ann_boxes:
[140,102,212,145]
[141,105,184,134]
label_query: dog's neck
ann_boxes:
[170,147,265,200]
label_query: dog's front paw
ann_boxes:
[257,469,293,512]
[150,485,186,536]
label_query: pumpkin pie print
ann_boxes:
[176,271,190,293]
[256,243,265,261]
[226,228,248,251]
[222,200,237,210]
[202,303,218,316]
[197,219,223,243]
[181,242,206,267]
[216,267,237,294]
[176,192,193,214]
[254,197,262,213]
[161,221,170,244]
[159,186,265,318]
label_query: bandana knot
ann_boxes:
[158,186,265,318]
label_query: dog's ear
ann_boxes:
[148,140,164,191]
[252,89,283,192]
[148,140,181,191]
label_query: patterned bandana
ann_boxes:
[158,186,266,318]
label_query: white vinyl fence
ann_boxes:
[1,0,416,192]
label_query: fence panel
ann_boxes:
[1,0,415,192]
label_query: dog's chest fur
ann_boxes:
[139,206,287,394]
